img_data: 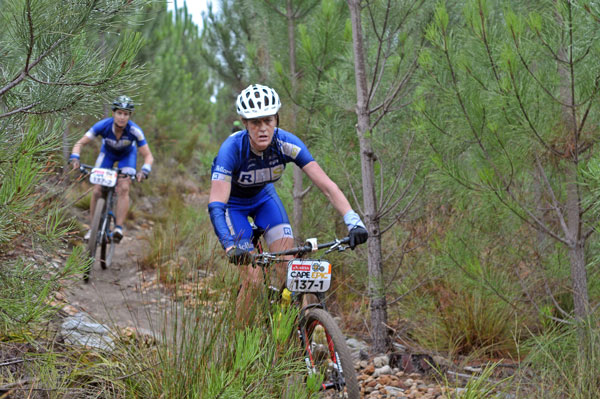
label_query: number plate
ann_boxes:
[89,168,118,187]
[286,259,331,293]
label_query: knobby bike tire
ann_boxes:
[85,198,105,281]
[302,308,360,399]
[99,213,114,269]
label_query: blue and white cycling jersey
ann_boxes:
[211,128,314,198]
[85,117,148,155]
[209,128,315,250]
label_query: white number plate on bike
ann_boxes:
[89,168,118,187]
[286,259,331,293]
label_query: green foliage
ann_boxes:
[393,195,536,358]
[118,274,310,398]
[0,121,58,244]
[0,0,147,123]
[270,305,299,346]
[416,0,600,335]
[441,361,513,398]
[0,0,151,389]
[0,247,89,338]
[521,318,600,398]
[132,2,213,155]
[139,180,219,278]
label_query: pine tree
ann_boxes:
[418,0,600,328]
[345,0,430,352]
[0,0,147,329]
[132,1,213,149]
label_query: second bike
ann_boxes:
[79,164,133,282]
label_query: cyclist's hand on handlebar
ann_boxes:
[226,247,252,265]
[137,164,151,182]
[348,226,368,249]
[136,171,149,182]
[69,157,80,170]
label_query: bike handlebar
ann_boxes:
[251,236,351,266]
[78,164,136,180]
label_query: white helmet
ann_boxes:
[236,84,281,119]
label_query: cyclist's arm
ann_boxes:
[208,179,235,251]
[137,144,154,180]
[302,161,352,216]
[302,160,366,237]
[71,135,93,156]
[138,144,154,166]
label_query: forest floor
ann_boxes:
[57,207,516,399]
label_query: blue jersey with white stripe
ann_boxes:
[85,118,147,154]
[211,128,314,198]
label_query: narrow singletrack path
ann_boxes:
[64,224,166,336]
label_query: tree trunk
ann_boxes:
[285,0,304,237]
[62,125,70,161]
[557,32,590,319]
[558,11,590,320]
[565,165,590,318]
[293,166,304,238]
[347,0,390,353]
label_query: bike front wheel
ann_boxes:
[302,308,360,399]
[85,197,105,282]
[99,214,115,269]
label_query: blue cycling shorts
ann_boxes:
[225,184,294,251]
[94,145,137,175]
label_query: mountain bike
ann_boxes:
[79,164,133,282]
[251,234,360,399]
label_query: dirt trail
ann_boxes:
[63,224,166,335]
[60,198,485,399]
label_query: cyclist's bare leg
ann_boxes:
[89,184,103,225]
[268,237,294,287]
[236,264,263,325]
[115,177,131,227]
[235,236,293,326]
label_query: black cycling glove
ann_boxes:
[227,247,252,265]
[348,226,368,250]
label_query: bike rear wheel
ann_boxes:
[302,308,359,399]
[85,197,105,282]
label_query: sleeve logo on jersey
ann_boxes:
[130,126,146,141]
[212,172,231,182]
[283,226,292,236]
[278,140,301,159]
[214,165,232,174]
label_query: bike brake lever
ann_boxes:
[324,239,347,254]
[336,244,349,252]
